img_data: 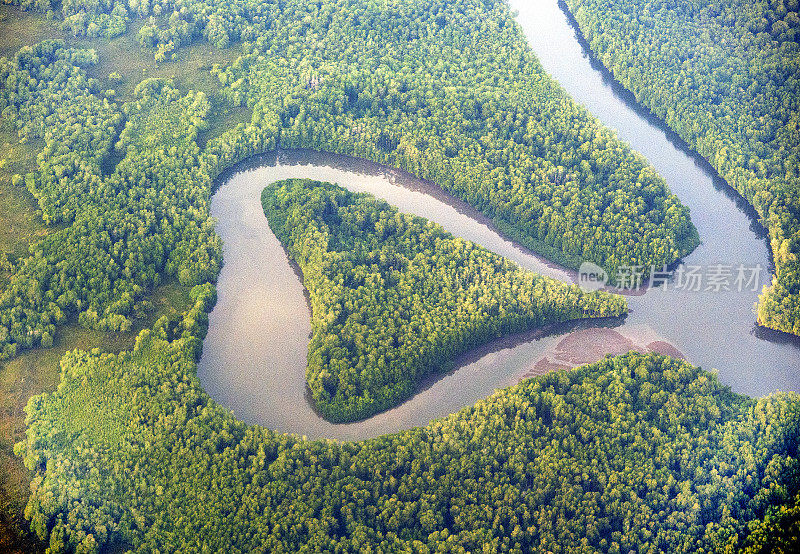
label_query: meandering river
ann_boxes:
[197,0,800,440]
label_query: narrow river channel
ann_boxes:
[197,0,800,440]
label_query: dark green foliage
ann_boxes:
[11,0,700,277]
[16,343,800,552]
[211,0,698,278]
[564,0,800,335]
[263,179,626,421]
[741,493,800,553]
[0,40,112,225]
[2,3,791,552]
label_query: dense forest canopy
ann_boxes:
[208,0,699,276]
[564,0,800,335]
[0,43,222,359]
[0,0,796,551]
[16,339,800,551]
[263,179,625,421]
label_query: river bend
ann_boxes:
[196,0,800,440]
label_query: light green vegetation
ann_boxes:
[0,10,53,279]
[0,7,242,548]
[0,6,62,61]
[0,280,190,551]
[0,7,249,153]
[0,0,696,367]
[209,0,698,278]
[81,19,241,101]
[0,7,247,266]
[0,127,47,266]
[1,0,791,551]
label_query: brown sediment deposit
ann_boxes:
[646,341,686,359]
[522,357,573,379]
[553,328,637,365]
[521,327,685,381]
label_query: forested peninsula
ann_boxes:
[262,179,625,421]
[564,0,800,335]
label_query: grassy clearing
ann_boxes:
[0,11,62,279]
[0,7,242,99]
[0,127,47,266]
[0,281,192,552]
[0,6,62,60]
[70,17,253,144]
[0,110,50,550]
[78,19,244,103]
[0,7,252,142]
[81,21,254,145]
[197,102,252,149]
